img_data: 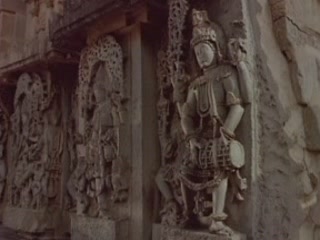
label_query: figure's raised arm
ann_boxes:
[222,70,244,137]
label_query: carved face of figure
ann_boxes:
[93,81,107,103]
[194,42,215,69]
[192,10,205,26]
[93,64,108,103]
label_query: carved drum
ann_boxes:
[198,138,245,170]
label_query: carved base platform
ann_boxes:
[152,224,246,240]
[71,215,128,240]
[2,206,70,240]
[17,232,70,240]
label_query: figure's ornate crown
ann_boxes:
[191,26,217,47]
[191,9,218,47]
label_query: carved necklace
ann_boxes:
[197,82,211,118]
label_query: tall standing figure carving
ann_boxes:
[68,35,128,218]
[9,73,62,210]
[156,8,249,236]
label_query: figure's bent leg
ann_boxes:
[181,181,194,218]
[215,177,228,217]
[209,177,233,235]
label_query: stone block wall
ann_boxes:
[248,0,320,239]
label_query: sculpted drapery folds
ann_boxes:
[67,35,128,218]
[9,72,62,210]
[156,8,250,237]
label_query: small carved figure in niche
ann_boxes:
[177,9,247,235]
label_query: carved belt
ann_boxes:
[177,169,225,191]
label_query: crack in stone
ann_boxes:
[273,15,318,38]
[285,16,309,36]
[273,14,320,51]
[272,15,286,23]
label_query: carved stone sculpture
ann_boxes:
[156,8,250,237]
[68,34,128,218]
[9,72,62,210]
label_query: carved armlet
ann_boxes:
[220,127,235,139]
[226,91,242,106]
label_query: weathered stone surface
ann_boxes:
[2,207,69,236]
[71,215,128,240]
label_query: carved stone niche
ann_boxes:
[67,34,129,240]
[2,72,69,239]
[154,0,254,239]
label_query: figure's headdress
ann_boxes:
[190,25,218,48]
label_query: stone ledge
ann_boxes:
[71,215,128,240]
[152,224,246,240]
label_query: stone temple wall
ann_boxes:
[0,0,319,240]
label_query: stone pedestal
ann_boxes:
[71,215,128,240]
[152,224,246,240]
[2,206,69,239]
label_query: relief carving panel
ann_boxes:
[67,34,129,219]
[155,0,252,238]
[9,72,63,210]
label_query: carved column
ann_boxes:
[129,23,160,240]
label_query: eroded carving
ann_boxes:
[156,7,250,237]
[9,72,62,210]
[67,35,128,218]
